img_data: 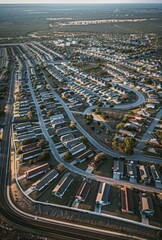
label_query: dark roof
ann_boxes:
[121,187,134,213]
[121,190,126,210]
[21,148,42,160]
[53,121,67,129]
[34,169,59,191]
[26,163,50,178]
[70,143,86,154]
[96,183,110,204]
[15,122,31,129]
[102,184,110,203]
[77,150,94,161]
[76,180,91,201]
[20,142,38,153]
[17,128,33,135]
[114,160,124,173]
[56,126,71,136]
[127,163,137,177]
[64,138,80,148]
[60,133,74,142]
[127,188,134,212]
[150,165,161,180]
[52,172,74,197]
[16,133,36,142]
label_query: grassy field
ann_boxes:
[102,187,141,222]
[93,157,113,178]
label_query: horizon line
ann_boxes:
[0,2,162,4]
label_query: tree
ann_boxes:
[37,139,47,149]
[47,110,54,117]
[69,121,76,130]
[29,159,33,165]
[27,111,33,119]
[39,151,50,161]
[80,136,87,144]
[123,114,128,123]
[99,123,105,129]
[84,114,94,123]
[16,149,22,155]
[106,129,110,135]
[63,152,72,161]
[56,163,65,172]
[116,122,125,129]
[40,104,45,109]
[94,152,109,163]
[124,137,136,154]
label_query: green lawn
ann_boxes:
[93,157,113,178]
[102,187,141,222]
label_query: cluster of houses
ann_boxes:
[76,44,162,100]
[147,119,162,155]
[0,48,9,101]
[53,38,78,48]
[9,37,162,225]
[120,186,154,217]
[14,122,37,143]
[114,106,155,147]
[46,62,128,107]
[49,113,87,156]
[113,159,162,189]
[14,67,34,119]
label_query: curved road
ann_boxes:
[0,63,130,240]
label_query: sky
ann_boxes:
[0,0,162,4]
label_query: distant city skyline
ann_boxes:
[0,0,162,4]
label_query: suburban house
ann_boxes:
[63,138,80,149]
[56,126,71,136]
[15,133,36,142]
[148,138,161,147]
[60,133,74,142]
[140,193,154,216]
[69,143,86,155]
[19,142,38,153]
[150,164,162,189]
[52,172,74,198]
[75,179,92,202]
[126,163,137,183]
[76,150,94,163]
[21,148,43,161]
[52,120,67,129]
[139,165,151,185]
[96,182,110,206]
[119,129,136,138]
[113,160,124,180]
[120,187,134,214]
[25,163,50,179]
[50,114,64,122]
[15,122,32,130]
[33,169,59,191]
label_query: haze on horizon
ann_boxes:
[0,0,162,4]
